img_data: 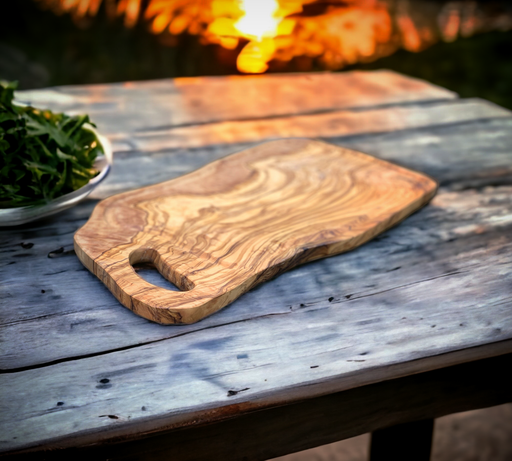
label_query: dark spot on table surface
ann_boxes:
[460,323,464,326]
[41,289,46,293]
[431,325,436,328]
[21,242,34,249]
[387,266,402,272]
[96,383,112,389]
[300,303,305,307]
[96,378,112,389]
[70,318,97,330]
[194,337,232,350]
[310,365,319,369]
[237,354,248,359]
[48,246,75,258]
[359,351,369,356]
[227,387,249,397]
[141,406,147,411]
[356,318,380,326]
[328,297,334,302]
[345,294,353,299]
[57,401,64,406]
[99,415,119,419]
[347,359,365,362]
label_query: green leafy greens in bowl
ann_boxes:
[0,81,104,209]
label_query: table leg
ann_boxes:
[369,418,434,461]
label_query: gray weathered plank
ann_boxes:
[16,71,456,136]
[96,116,512,199]
[1,186,511,370]
[109,98,509,151]
[2,108,512,367]
[1,185,511,452]
[3,108,511,329]
[4,354,512,460]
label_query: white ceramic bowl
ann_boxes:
[0,124,112,227]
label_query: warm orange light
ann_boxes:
[232,0,304,73]
[439,3,461,42]
[234,0,280,41]
[234,0,283,73]
[37,0,512,74]
[237,38,276,73]
[206,0,298,73]
[117,0,141,28]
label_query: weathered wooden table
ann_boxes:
[1,71,511,461]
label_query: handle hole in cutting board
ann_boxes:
[129,247,192,292]
[132,262,182,292]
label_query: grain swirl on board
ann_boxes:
[74,139,437,324]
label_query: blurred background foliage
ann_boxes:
[1,0,511,109]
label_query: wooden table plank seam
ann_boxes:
[128,97,464,134]
[108,99,511,154]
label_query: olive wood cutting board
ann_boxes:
[75,139,437,324]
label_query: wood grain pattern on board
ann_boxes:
[75,139,437,325]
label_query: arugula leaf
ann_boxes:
[0,81,102,208]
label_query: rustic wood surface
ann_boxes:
[16,71,457,137]
[1,70,511,459]
[4,354,512,461]
[75,139,436,324]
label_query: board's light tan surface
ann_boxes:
[74,139,437,324]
